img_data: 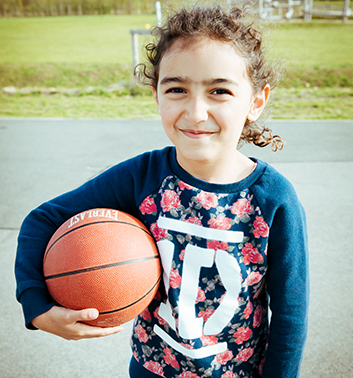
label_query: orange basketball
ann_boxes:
[43,208,161,327]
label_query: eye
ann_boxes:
[166,87,186,94]
[211,88,232,95]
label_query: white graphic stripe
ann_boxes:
[153,325,227,359]
[204,250,241,335]
[178,245,214,339]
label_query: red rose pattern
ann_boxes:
[253,216,269,238]
[196,191,218,210]
[154,307,167,326]
[231,198,253,218]
[185,216,202,226]
[143,361,164,376]
[140,196,157,215]
[198,308,216,322]
[221,371,237,378]
[245,271,263,286]
[140,308,151,321]
[161,190,181,212]
[242,243,264,265]
[169,268,182,289]
[200,333,218,346]
[236,347,254,362]
[244,302,253,319]
[208,215,232,230]
[214,350,233,365]
[207,240,229,251]
[234,326,252,344]
[135,324,148,343]
[178,180,193,191]
[163,347,180,369]
[150,222,167,241]
[253,305,266,328]
[196,287,206,303]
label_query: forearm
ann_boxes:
[262,200,309,376]
[262,309,308,377]
[31,306,124,340]
[15,169,123,327]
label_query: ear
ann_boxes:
[247,84,270,122]
[152,86,159,108]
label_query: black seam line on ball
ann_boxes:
[99,275,162,314]
[44,220,153,260]
[44,255,160,280]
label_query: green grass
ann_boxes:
[1,15,352,119]
[272,22,353,69]
[0,63,133,88]
[0,94,158,118]
[1,16,352,68]
[271,87,353,119]
[0,15,156,64]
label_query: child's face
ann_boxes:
[153,37,269,176]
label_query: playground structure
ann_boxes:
[258,0,351,21]
[303,0,351,21]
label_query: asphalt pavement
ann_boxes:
[0,118,352,377]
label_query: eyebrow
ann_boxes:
[159,76,239,87]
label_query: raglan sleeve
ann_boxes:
[15,158,141,330]
[261,178,309,377]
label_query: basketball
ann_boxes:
[43,208,161,327]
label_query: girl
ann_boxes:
[15,4,309,378]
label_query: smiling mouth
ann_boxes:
[180,129,215,139]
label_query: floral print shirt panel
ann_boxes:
[132,170,270,378]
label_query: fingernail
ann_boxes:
[89,309,99,319]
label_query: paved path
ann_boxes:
[0,119,352,377]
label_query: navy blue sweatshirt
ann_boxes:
[15,147,309,378]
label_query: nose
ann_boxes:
[184,96,209,124]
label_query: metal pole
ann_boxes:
[304,0,312,21]
[342,0,351,22]
[131,32,140,70]
[258,0,264,18]
[155,1,162,27]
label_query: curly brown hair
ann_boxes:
[136,3,284,151]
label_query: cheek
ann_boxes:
[214,106,248,136]
[160,102,180,123]
[159,107,176,136]
[214,105,240,126]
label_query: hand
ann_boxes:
[31,306,124,340]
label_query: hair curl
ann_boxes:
[136,3,284,151]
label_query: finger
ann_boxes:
[73,308,99,323]
[72,322,124,339]
[66,308,124,339]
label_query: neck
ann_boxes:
[176,150,255,185]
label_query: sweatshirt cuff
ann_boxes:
[19,287,56,330]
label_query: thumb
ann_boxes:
[75,308,99,322]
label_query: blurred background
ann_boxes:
[0,0,352,119]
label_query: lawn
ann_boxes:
[0,15,352,119]
[272,21,353,69]
[0,14,156,64]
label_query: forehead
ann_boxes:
[158,37,248,83]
